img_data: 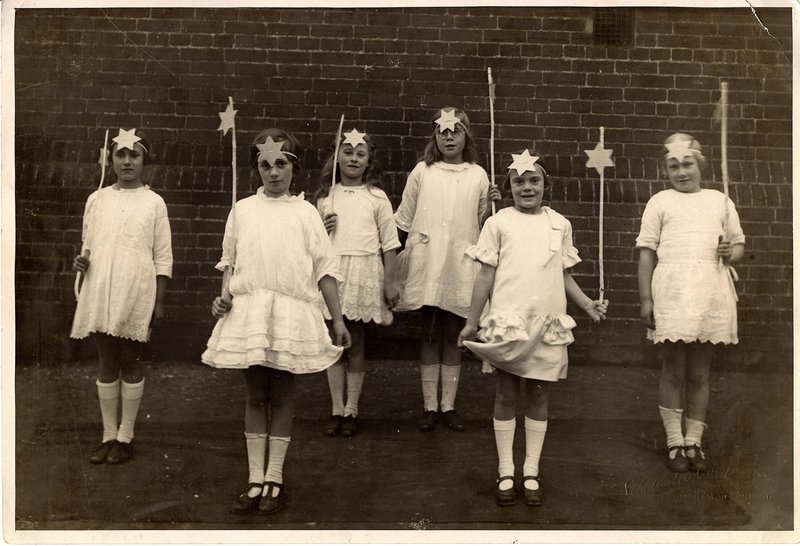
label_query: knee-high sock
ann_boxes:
[344,371,365,418]
[684,418,707,447]
[264,436,291,487]
[523,417,547,481]
[245,432,268,485]
[658,406,685,449]
[440,364,462,412]
[327,362,346,416]
[420,364,440,412]
[494,417,516,487]
[96,378,120,443]
[116,378,144,443]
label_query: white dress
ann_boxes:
[394,161,489,318]
[317,184,401,325]
[201,189,343,373]
[636,188,745,344]
[462,207,580,381]
[70,185,173,343]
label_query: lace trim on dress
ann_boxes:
[479,313,576,345]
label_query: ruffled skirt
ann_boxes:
[322,254,393,325]
[462,312,576,381]
[648,262,738,344]
[202,288,343,373]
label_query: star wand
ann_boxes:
[74,128,110,301]
[584,126,615,301]
[218,97,238,297]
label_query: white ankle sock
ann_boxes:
[493,417,516,490]
[440,364,462,413]
[344,371,365,418]
[684,418,707,447]
[245,432,268,488]
[420,364,440,412]
[96,378,120,443]
[116,378,144,443]
[264,436,291,490]
[659,406,685,449]
[327,362,346,416]
[523,417,547,488]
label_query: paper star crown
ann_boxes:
[111,128,147,153]
[507,149,541,176]
[256,136,298,166]
[341,128,368,147]
[434,108,464,133]
[663,134,703,162]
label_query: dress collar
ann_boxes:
[256,186,305,201]
[432,161,472,173]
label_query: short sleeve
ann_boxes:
[724,197,745,245]
[81,190,100,251]
[152,197,173,278]
[465,215,500,266]
[561,218,581,269]
[372,189,401,252]
[635,197,662,250]
[394,162,425,232]
[215,209,235,272]
[306,204,342,283]
[476,166,490,224]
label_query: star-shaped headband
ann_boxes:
[664,137,702,162]
[342,128,367,147]
[434,108,462,133]
[111,128,147,153]
[507,149,541,176]
[256,136,298,166]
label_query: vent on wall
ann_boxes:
[593,8,634,46]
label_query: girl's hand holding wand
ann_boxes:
[211,294,232,319]
[582,299,609,323]
[322,212,338,234]
[72,254,90,272]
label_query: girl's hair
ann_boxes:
[420,107,479,165]
[314,131,383,204]
[504,149,551,190]
[248,128,304,182]
[660,132,707,174]
[109,128,153,166]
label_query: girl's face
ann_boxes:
[665,155,702,193]
[435,125,466,164]
[509,167,546,214]
[112,144,146,185]
[258,155,294,197]
[338,143,369,184]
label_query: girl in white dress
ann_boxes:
[202,128,351,516]
[71,128,173,466]
[394,107,501,432]
[458,150,607,507]
[637,133,744,474]
[315,128,401,438]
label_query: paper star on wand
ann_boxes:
[256,136,290,166]
[342,128,367,147]
[111,128,142,152]
[218,103,237,136]
[507,149,540,175]
[434,109,459,133]
[97,147,109,166]
[664,139,694,161]
[584,143,615,175]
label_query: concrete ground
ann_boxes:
[10,354,795,539]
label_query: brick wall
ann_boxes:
[13,7,792,367]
